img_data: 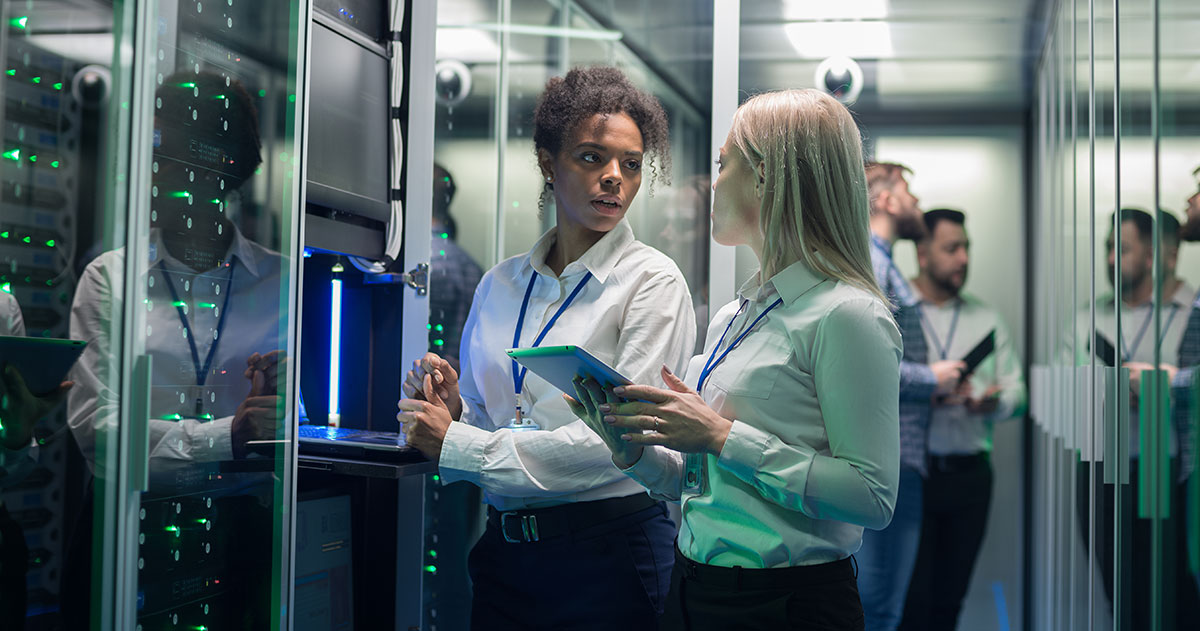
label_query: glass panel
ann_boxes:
[125,0,304,627]
[1155,0,1200,626]
[0,1,132,627]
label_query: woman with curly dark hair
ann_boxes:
[397,66,696,629]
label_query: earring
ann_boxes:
[545,176,553,183]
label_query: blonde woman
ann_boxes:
[569,89,901,630]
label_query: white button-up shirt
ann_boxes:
[919,292,1026,455]
[624,260,901,568]
[1084,281,1196,458]
[438,220,697,511]
[67,228,285,472]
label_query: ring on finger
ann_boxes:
[652,416,661,432]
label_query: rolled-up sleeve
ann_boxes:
[716,299,901,530]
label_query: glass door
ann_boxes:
[122,0,307,628]
[1,1,135,628]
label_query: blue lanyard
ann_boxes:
[511,270,593,400]
[1120,303,1180,362]
[696,297,784,392]
[159,260,236,396]
[921,300,962,361]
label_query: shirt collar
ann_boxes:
[526,219,634,283]
[740,259,831,307]
[150,224,265,279]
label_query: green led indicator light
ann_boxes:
[428,550,438,558]
[213,94,226,100]
[28,155,36,162]
[50,160,60,168]
[440,232,449,239]
[288,94,296,103]
[257,89,266,97]
[426,323,432,330]
[424,565,437,574]
[2,149,19,161]
[22,236,30,244]
[30,76,40,84]
[4,69,14,76]
[172,300,186,307]
[439,250,446,256]
[434,339,444,347]
[178,81,196,88]
[159,413,183,421]
[0,283,8,295]
[512,201,520,208]
[170,191,191,198]
[1,232,8,239]
[210,198,222,204]
[10,16,28,29]
[196,518,209,524]
[198,302,216,309]
[52,82,63,90]
[45,280,53,287]
[432,474,440,481]
[45,239,55,247]
[165,525,180,535]
[200,413,214,420]
[435,324,444,332]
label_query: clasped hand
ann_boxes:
[397,353,460,460]
[564,365,733,468]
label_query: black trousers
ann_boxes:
[469,500,675,631]
[1075,460,1200,630]
[661,547,864,631]
[0,503,28,631]
[899,452,993,631]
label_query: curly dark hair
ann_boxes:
[532,66,672,193]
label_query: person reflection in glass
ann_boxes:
[68,71,283,473]
[430,163,484,374]
[1076,207,1200,628]
[64,70,283,629]
[0,291,72,628]
[1175,172,1200,605]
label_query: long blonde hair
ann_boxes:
[728,89,886,304]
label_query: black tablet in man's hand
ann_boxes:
[1092,332,1117,367]
[960,330,996,379]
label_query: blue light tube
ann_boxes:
[328,278,342,425]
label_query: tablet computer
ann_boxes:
[960,330,996,379]
[0,335,88,396]
[505,345,632,398]
[1092,331,1117,367]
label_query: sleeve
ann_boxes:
[971,314,1027,422]
[620,445,685,502]
[715,298,902,530]
[66,260,119,472]
[894,305,937,400]
[440,269,698,498]
[1,292,25,336]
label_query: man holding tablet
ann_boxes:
[900,209,1026,631]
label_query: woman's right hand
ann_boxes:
[403,353,462,421]
[565,376,643,469]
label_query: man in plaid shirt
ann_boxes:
[857,163,966,631]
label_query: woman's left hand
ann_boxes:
[603,365,733,456]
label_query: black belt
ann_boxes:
[674,547,857,590]
[928,452,989,474]
[486,493,657,544]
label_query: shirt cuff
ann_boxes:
[716,420,775,483]
[620,445,679,495]
[900,361,938,401]
[196,418,234,461]
[438,421,490,486]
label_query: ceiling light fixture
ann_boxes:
[784,21,893,59]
